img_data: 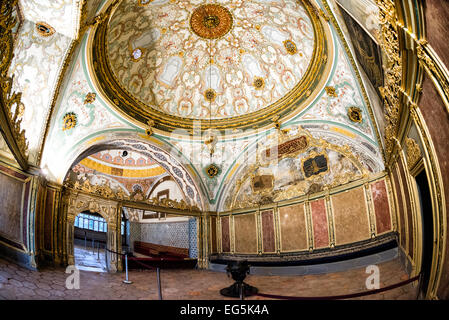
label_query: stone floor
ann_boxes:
[74,245,106,273]
[0,256,417,300]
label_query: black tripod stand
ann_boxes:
[220,260,258,299]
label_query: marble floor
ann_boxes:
[0,256,417,300]
[74,245,106,273]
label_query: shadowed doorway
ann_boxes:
[73,211,108,272]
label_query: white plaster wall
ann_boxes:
[148,179,184,202]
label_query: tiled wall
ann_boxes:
[129,219,198,257]
[188,218,198,258]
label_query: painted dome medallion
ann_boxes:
[90,0,328,133]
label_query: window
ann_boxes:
[75,213,107,233]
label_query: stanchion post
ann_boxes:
[123,253,132,284]
[97,242,100,260]
[105,247,108,271]
[416,273,423,300]
[157,267,163,300]
[84,235,87,249]
[92,239,95,254]
[239,282,244,300]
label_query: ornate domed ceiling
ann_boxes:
[78,150,167,178]
[67,149,173,197]
[90,0,329,133]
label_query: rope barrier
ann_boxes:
[105,247,123,256]
[101,247,418,300]
[254,274,420,300]
[104,247,159,271]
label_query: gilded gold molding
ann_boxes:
[0,0,29,170]
[321,0,386,164]
[416,41,449,108]
[64,178,200,212]
[375,0,402,159]
[405,137,422,171]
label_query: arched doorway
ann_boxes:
[65,193,121,272]
[73,211,108,272]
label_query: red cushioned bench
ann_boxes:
[127,241,197,270]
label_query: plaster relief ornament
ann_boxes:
[283,40,298,55]
[84,92,96,105]
[348,106,363,123]
[93,0,328,133]
[406,138,422,169]
[190,4,233,40]
[35,22,55,37]
[62,112,77,131]
[205,163,220,178]
[253,77,265,90]
[325,86,337,97]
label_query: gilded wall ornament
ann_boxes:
[84,92,96,105]
[190,4,233,40]
[205,164,220,178]
[35,22,55,37]
[283,40,297,55]
[204,130,217,155]
[376,0,402,157]
[348,106,363,123]
[145,119,155,136]
[405,138,422,169]
[0,0,29,169]
[138,0,153,6]
[325,86,337,97]
[65,178,200,211]
[62,112,77,131]
[253,77,265,90]
[204,88,217,102]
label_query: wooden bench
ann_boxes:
[134,241,189,259]
[128,241,196,270]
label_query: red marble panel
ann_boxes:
[221,216,230,252]
[310,199,329,248]
[424,0,449,69]
[371,180,392,234]
[419,74,449,299]
[261,210,275,252]
[210,216,217,253]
